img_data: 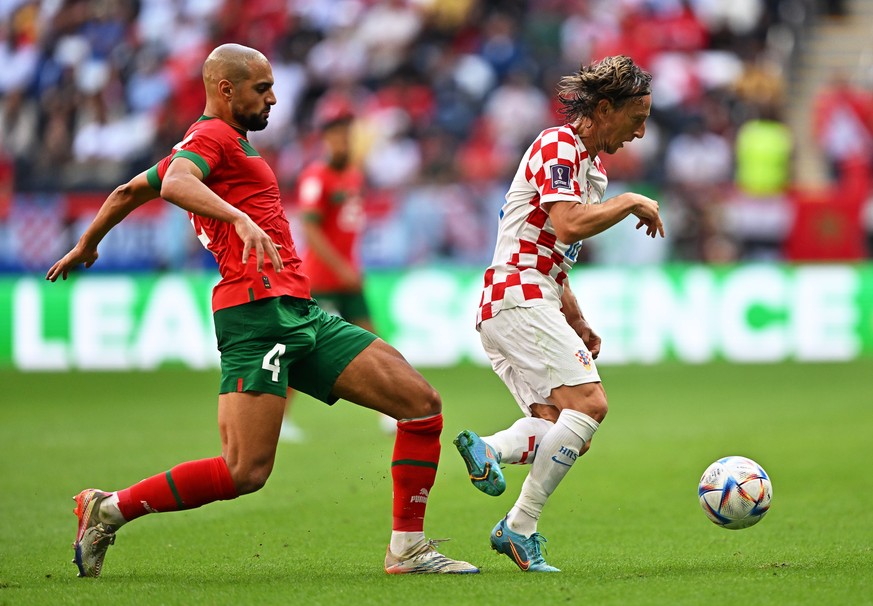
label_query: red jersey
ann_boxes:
[148,116,310,312]
[297,161,365,292]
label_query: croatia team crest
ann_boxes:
[575,349,592,370]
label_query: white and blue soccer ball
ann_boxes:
[698,456,772,530]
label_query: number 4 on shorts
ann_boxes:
[262,343,286,382]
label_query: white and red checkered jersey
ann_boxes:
[477,123,608,326]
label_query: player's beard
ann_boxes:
[236,110,269,132]
[329,151,349,170]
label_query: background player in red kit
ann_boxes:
[299,97,369,323]
[280,96,393,440]
[46,43,479,577]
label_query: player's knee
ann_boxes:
[399,383,442,419]
[229,462,273,495]
[577,390,607,423]
[422,385,442,416]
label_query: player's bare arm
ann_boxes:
[46,171,159,282]
[560,283,601,358]
[301,219,361,289]
[545,192,665,244]
[161,156,284,273]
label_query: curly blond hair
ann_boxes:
[557,55,652,122]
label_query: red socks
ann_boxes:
[391,414,443,532]
[116,456,238,522]
[113,418,443,531]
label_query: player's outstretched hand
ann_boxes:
[630,193,665,239]
[45,245,99,282]
[234,214,284,273]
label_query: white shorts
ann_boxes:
[480,304,601,416]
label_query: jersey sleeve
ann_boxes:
[153,122,227,183]
[146,161,163,190]
[526,127,583,205]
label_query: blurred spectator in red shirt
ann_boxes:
[812,70,873,181]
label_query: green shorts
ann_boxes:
[213,296,377,403]
[311,290,371,323]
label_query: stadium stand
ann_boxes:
[0,0,870,271]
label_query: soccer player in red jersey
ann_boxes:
[453,56,664,572]
[279,97,394,441]
[46,43,478,577]
[299,97,369,316]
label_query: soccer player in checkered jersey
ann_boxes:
[453,55,664,572]
[46,44,479,577]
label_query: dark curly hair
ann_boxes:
[557,55,652,122]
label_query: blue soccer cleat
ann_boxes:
[453,430,506,496]
[490,517,560,572]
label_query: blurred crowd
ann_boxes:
[0,0,871,271]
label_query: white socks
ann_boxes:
[506,409,599,537]
[390,531,426,556]
[482,416,553,465]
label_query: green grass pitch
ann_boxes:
[1,361,871,605]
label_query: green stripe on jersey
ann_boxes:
[172,150,211,179]
[237,137,261,157]
[146,163,162,190]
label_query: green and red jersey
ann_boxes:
[147,116,310,312]
[297,161,365,292]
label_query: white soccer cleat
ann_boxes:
[72,488,117,578]
[384,538,480,574]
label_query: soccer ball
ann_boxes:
[698,456,772,530]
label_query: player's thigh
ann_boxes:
[286,308,378,404]
[331,338,440,420]
[481,305,601,404]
